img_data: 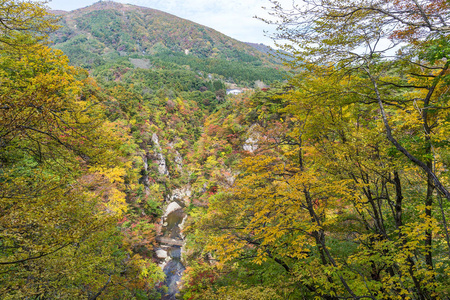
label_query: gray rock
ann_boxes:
[162,202,182,218]
[156,249,168,259]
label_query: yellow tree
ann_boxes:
[0,1,163,298]
[190,66,449,299]
[265,0,450,203]
[0,0,58,45]
[184,1,450,297]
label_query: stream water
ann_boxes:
[158,203,186,300]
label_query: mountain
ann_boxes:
[245,42,276,56]
[50,1,280,67]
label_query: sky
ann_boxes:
[44,0,292,47]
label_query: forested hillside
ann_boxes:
[0,1,286,299]
[49,1,285,86]
[51,1,267,61]
[1,0,449,300]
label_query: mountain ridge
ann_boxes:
[50,1,279,66]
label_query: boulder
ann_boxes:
[156,249,168,259]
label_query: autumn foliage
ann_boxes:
[0,1,164,298]
[182,1,450,299]
[1,0,450,299]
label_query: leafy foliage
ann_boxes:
[184,66,450,298]
[4,1,450,299]
[0,2,164,298]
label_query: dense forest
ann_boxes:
[49,1,286,86]
[0,0,449,300]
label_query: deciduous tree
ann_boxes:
[0,2,164,298]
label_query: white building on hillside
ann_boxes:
[226,89,243,95]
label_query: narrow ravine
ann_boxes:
[156,200,187,299]
[147,133,190,299]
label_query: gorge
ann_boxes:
[1,1,449,299]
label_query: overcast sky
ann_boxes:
[44,0,291,47]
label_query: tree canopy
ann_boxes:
[182,1,450,299]
[1,0,449,299]
[0,1,164,298]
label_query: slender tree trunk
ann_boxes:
[368,72,450,203]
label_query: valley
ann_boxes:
[47,2,288,298]
[0,1,449,300]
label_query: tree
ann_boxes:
[265,0,450,203]
[184,1,450,298]
[189,70,450,298]
[0,0,58,45]
[0,2,164,298]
